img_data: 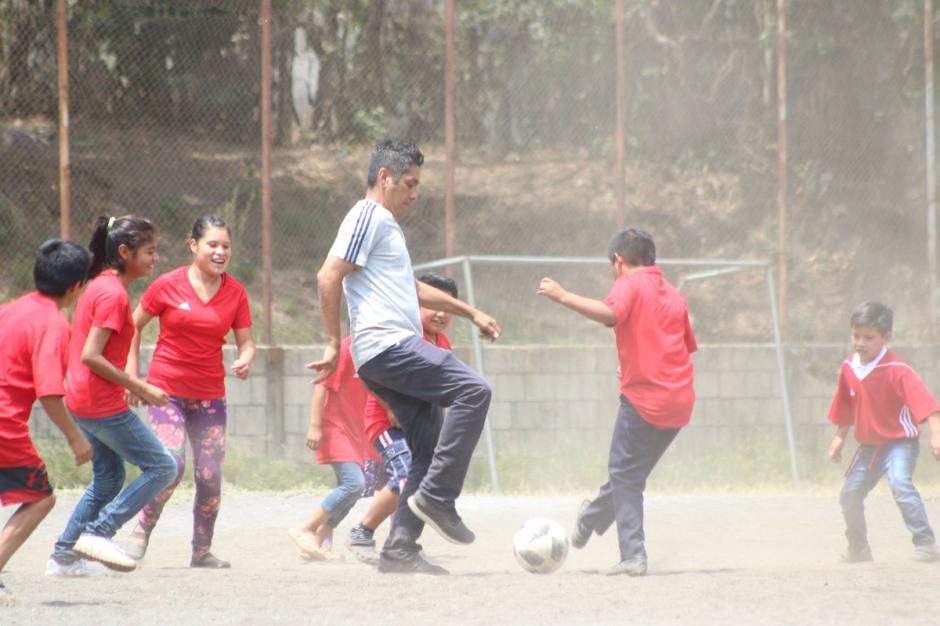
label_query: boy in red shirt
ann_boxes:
[0,240,93,603]
[538,228,696,577]
[346,273,457,567]
[288,334,378,561]
[827,301,940,563]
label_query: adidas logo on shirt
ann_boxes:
[178,302,192,311]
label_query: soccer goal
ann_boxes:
[413,255,798,492]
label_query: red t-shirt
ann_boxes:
[66,271,135,418]
[604,266,697,429]
[827,348,940,445]
[316,336,380,465]
[363,331,452,444]
[142,266,252,400]
[0,292,70,467]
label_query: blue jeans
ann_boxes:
[580,396,679,562]
[840,439,936,551]
[52,409,177,561]
[321,461,365,528]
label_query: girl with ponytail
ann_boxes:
[47,216,177,576]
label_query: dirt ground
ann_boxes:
[1,490,938,625]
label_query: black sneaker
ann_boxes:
[570,499,592,549]
[191,552,231,569]
[607,557,648,577]
[378,552,448,575]
[407,492,475,545]
[840,545,873,563]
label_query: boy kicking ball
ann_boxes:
[538,228,696,577]
[0,240,94,604]
[827,301,940,563]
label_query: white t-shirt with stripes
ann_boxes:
[327,199,422,369]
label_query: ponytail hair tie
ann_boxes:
[107,216,116,232]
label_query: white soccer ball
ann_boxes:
[513,517,569,574]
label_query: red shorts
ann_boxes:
[0,464,53,506]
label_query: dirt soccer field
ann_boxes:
[1,490,937,625]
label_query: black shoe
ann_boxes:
[840,545,873,564]
[607,557,648,577]
[407,492,474,545]
[570,499,592,549]
[378,552,448,575]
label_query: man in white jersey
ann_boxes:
[311,139,501,575]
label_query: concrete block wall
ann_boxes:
[29,343,940,461]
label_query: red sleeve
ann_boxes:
[232,286,252,329]
[92,287,129,332]
[364,393,389,424]
[827,368,854,426]
[139,275,166,317]
[32,318,69,398]
[603,276,635,325]
[683,312,697,354]
[895,367,940,423]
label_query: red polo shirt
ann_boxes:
[604,265,697,429]
[0,292,70,467]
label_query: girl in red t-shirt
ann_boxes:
[124,214,255,569]
[49,216,177,575]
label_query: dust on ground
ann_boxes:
[1,490,937,625]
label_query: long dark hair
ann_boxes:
[88,215,156,279]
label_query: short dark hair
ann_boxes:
[419,272,458,298]
[191,213,230,241]
[366,139,424,188]
[34,239,91,297]
[608,228,656,266]
[850,301,893,335]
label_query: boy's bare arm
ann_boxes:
[927,414,940,460]
[416,280,500,340]
[38,396,92,465]
[828,424,851,462]
[538,277,617,327]
[305,384,327,451]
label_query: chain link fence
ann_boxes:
[0,0,935,345]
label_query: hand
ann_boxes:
[828,435,845,463]
[137,382,169,407]
[931,429,940,460]
[68,435,93,466]
[232,357,251,380]
[537,277,566,303]
[471,310,501,342]
[306,425,322,451]
[306,344,339,384]
[124,389,143,408]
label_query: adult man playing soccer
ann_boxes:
[311,139,501,575]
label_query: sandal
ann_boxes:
[125,526,150,561]
[190,552,231,569]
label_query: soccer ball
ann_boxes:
[513,517,569,574]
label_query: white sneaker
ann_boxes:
[44,557,107,578]
[73,533,137,572]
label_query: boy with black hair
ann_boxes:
[828,301,940,563]
[538,227,696,577]
[0,240,94,602]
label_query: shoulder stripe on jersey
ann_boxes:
[343,201,376,262]
[875,362,914,371]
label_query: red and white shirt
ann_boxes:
[363,331,452,444]
[66,271,135,418]
[604,266,697,429]
[316,336,379,465]
[0,292,70,467]
[827,347,940,445]
[142,266,252,400]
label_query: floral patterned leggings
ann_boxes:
[137,397,227,557]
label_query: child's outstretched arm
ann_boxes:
[538,277,617,327]
[306,384,327,451]
[828,425,850,462]
[927,413,940,460]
